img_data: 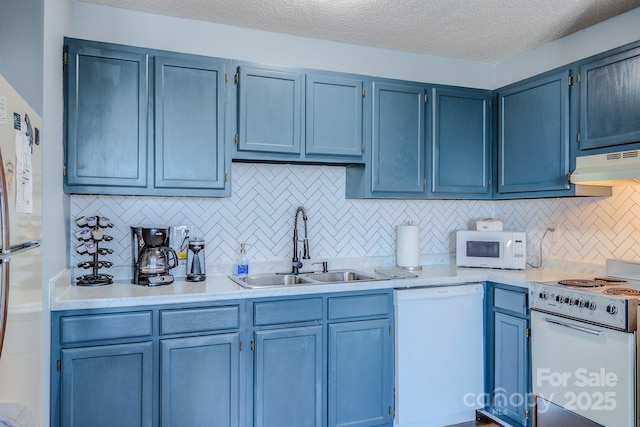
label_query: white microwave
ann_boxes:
[456,230,527,270]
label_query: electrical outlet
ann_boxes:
[550,224,561,243]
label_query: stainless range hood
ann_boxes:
[571,150,640,186]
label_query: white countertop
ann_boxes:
[51,264,597,311]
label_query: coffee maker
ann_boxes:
[131,226,178,285]
[186,237,206,282]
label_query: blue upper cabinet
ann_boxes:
[64,40,149,191]
[154,55,227,191]
[430,87,492,198]
[344,79,429,198]
[371,80,427,196]
[236,65,303,157]
[305,73,364,160]
[579,43,640,151]
[497,69,572,197]
[64,38,231,197]
[233,64,365,163]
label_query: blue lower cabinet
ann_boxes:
[485,283,531,427]
[328,319,393,427]
[493,313,528,424]
[60,342,153,427]
[160,333,240,427]
[254,326,323,427]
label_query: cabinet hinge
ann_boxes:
[234,134,239,144]
[488,99,492,108]
[488,179,492,187]
[388,326,392,336]
[388,406,392,415]
[362,86,365,97]
[567,172,572,186]
[62,51,68,65]
[251,339,255,351]
[577,132,581,142]
[577,73,581,84]
[239,340,243,351]
[57,360,61,372]
[423,178,427,187]
[424,93,428,103]
[63,166,67,177]
[525,327,530,338]
[235,72,239,84]
[225,72,229,83]
[361,141,365,151]
[525,409,530,419]
[225,172,229,182]
[568,75,574,86]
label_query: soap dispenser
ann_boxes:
[236,243,249,277]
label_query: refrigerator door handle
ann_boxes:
[1,240,41,258]
[0,259,10,359]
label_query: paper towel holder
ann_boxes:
[396,220,422,271]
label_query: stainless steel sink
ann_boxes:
[229,273,315,289]
[228,270,387,289]
[302,270,381,283]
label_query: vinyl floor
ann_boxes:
[445,412,502,427]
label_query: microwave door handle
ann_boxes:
[544,318,605,336]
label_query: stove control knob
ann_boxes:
[539,291,549,300]
[606,305,618,315]
[578,299,586,308]
[587,300,597,311]
[568,297,576,306]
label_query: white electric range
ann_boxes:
[530,260,640,427]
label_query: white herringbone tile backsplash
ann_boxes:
[70,163,640,274]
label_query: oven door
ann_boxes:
[531,310,636,427]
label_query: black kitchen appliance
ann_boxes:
[186,237,206,282]
[131,226,178,285]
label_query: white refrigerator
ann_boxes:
[0,74,43,425]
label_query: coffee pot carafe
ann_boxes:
[131,226,178,285]
[186,238,206,282]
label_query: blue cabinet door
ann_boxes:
[328,319,393,427]
[431,87,491,197]
[61,342,153,427]
[498,70,571,194]
[154,55,228,191]
[493,312,528,426]
[237,66,303,155]
[160,333,240,427]
[254,326,323,427]
[306,73,364,159]
[64,41,149,191]
[579,45,640,150]
[371,80,427,196]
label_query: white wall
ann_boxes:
[43,0,72,423]
[70,1,496,89]
[495,7,640,87]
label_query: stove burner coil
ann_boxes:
[602,287,640,296]
[558,278,628,288]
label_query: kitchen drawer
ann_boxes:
[254,297,323,326]
[328,292,391,321]
[160,305,240,335]
[60,311,153,344]
[494,288,527,315]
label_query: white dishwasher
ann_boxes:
[394,283,484,427]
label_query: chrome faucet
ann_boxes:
[292,206,310,273]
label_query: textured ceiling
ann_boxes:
[80,0,640,63]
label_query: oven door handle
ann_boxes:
[544,318,605,336]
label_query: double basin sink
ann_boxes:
[228,270,387,289]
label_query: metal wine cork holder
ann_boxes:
[74,215,114,286]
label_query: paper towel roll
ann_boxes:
[396,223,421,270]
